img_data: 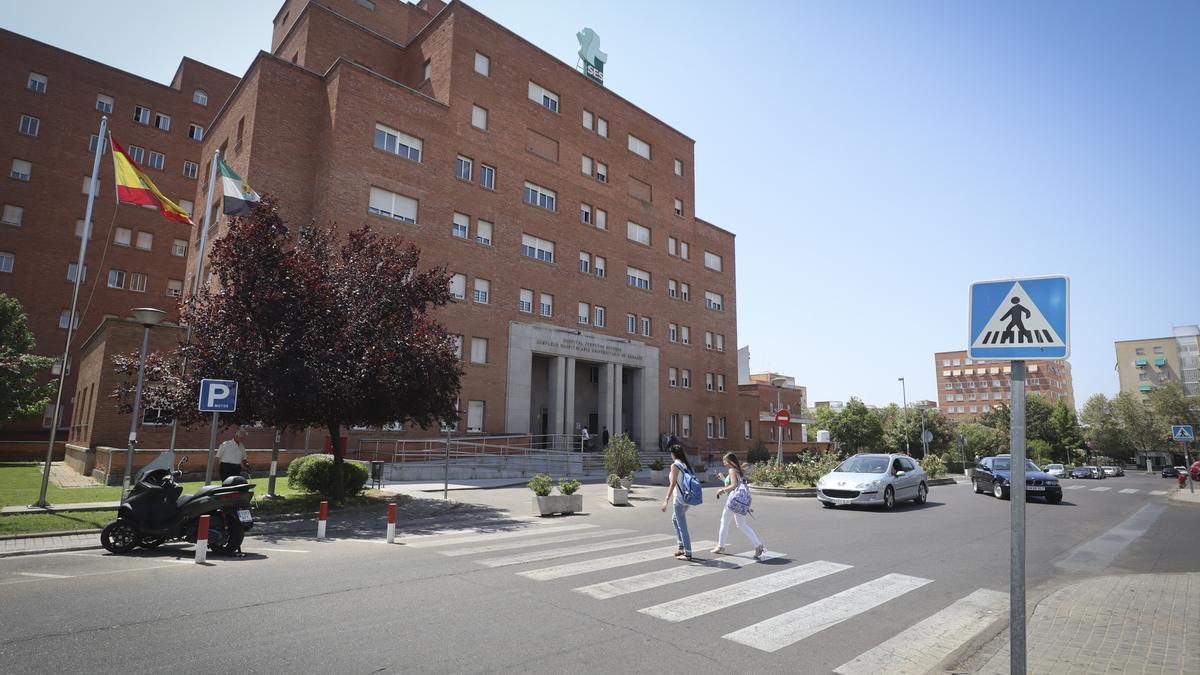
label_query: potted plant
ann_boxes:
[558,478,583,514]
[529,473,566,516]
[604,433,641,489]
[648,458,664,485]
[606,473,629,506]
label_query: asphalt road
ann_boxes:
[0,470,1191,674]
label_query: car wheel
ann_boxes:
[914,482,928,505]
[993,481,1008,500]
[1046,493,1063,504]
[972,478,983,494]
[882,486,895,510]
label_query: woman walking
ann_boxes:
[713,452,764,558]
[660,446,694,561]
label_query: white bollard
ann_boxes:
[195,514,209,564]
[317,500,328,539]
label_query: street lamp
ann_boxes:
[898,377,911,456]
[771,376,788,465]
[122,307,166,500]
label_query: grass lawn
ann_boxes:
[0,511,114,536]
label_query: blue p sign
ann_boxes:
[199,379,238,413]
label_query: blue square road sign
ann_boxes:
[1173,425,1194,442]
[199,378,238,413]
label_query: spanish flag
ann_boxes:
[110,137,194,226]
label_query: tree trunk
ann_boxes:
[329,422,345,503]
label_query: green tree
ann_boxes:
[1079,393,1127,460]
[978,394,1055,446]
[960,422,1008,459]
[0,293,55,423]
[980,403,1010,434]
[808,406,839,439]
[1113,390,1165,461]
[1048,400,1083,463]
[1147,382,1200,439]
[829,398,884,453]
[1027,439,1053,466]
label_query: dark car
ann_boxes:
[1070,466,1093,479]
[972,455,1063,503]
[1162,466,1180,478]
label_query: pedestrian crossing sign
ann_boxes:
[1174,425,1195,442]
[969,276,1069,360]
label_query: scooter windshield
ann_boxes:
[133,450,176,484]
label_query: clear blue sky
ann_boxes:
[7,0,1198,408]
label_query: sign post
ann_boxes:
[1174,425,1195,493]
[775,409,790,466]
[970,275,1069,675]
[198,379,238,485]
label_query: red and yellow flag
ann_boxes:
[110,137,194,226]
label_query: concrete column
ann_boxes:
[547,356,565,438]
[564,357,577,438]
[629,368,643,445]
[613,364,624,436]
[599,362,615,435]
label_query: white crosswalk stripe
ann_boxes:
[475,534,673,567]
[832,588,1008,674]
[723,573,932,653]
[518,541,715,581]
[1119,488,1139,494]
[1150,490,1168,496]
[1065,485,1087,490]
[639,560,850,622]
[439,528,631,556]
[1090,487,1111,492]
[574,549,779,600]
[404,523,598,548]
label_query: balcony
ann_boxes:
[1135,359,1148,367]
[1154,358,1167,367]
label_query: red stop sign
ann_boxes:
[775,410,791,426]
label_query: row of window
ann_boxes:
[946,405,992,414]
[1134,346,1166,355]
[666,414,729,440]
[8,154,200,188]
[665,368,728,393]
[942,378,1062,390]
[22,71,208,138]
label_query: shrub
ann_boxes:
[528,474,553,496]
[648,458,664,471]
[604,434,641,479]
[920,454,946,479]
[558,478,581,495]
[746,440,771,465]
[606,473,623,488]
[747,452,841,488]
[286,454,368,499]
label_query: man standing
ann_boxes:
[602,426,610,448]
[215,428,248,480]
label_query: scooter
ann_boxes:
[100,456,256,555]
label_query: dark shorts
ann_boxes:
[219,462,242,480]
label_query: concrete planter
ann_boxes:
[650,469,664,485]
[607,486,629,506]
[533,494,582,516]
[620,477,633,490]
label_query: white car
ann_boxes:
[1045,463,1066,478]
[816,453,928,510]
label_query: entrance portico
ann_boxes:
[506,322,659,452]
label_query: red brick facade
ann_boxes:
[934,349,1075,421]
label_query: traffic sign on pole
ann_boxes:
[199,378,238,413]
[775,410,791,426]
[969,276,1069,360]
[1173,425,1194,442]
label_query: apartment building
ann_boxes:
[934,349,1075,420]
[1114,324,1200,399]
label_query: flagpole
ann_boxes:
[165,149,221,466]
[32,116,108,508]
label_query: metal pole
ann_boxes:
[920,408,928,459]
[33,116,109,508]
[444,424,451,500]
[121,324,153,499]
[1185,441,1194,494]
[267,428,282,497]
[775,385,783,465]
[204,411,220,484]
[1009,360,1027,674]
[899,377,910,456]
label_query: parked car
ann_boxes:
[1045,463,1066,478]
[815,453,928,510]
[1082,465,1106,479]
[1191,461,1200,481]
[972,455,1063,503]
[1162,465,1180,478]
[1071,466,1094,479]
[1101,465,1124,477]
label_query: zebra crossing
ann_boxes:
[1061,485,1168,496]
[407,522,1007,668]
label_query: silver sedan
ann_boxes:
[816,453,929,509]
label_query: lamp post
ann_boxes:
[898,377,911,456]
[121,307,166,500]
[772,376,788,465]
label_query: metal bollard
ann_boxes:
[386,502,397,544]
[195,514,209,564]
[317,500,328,539]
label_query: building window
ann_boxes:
[706,373,714,391]
[628,134,652,160]
[2,205,22,226]
[470,337,488,364]
[668,237,678,256]
[193,89,208,106]
[539,293,553,317]
[133,105,150,125]
[680,242,689,260]
[449,273,466,300]
[183,161,199,180]
[521,234,555,263]
[582,155,593,177]
[582,110,594,130]
[88,134,111,155]
[668,279,678,299]
[135,231,153,251]
[147,151,165,170]
[705,291,724,311]
[96,94,114,113]
[467,400,485,433]
[452,212,470,239]
[107,269,126,289]
[66,263,86,282]
[716,334,725,352]
[423,60,432,81]
[626,266,651,291]
[705,331,714,349]
[18,115,39,137]
[579,251,591,274]
[668,368,678,387]
[581,203,593,225]
[455,155,473,181]
[188,123,204,141]
[674,199,684,217]
[474,51,490,77]
[626,314,636,334]
[641,317,651,337]
[476,220,492,246]
[668,323,678,343]
[706,416,715,439]
[58,310,79,329]
[681,369,691,388]
[166,279,183,298]
[528,81,559,113]
[519,288,533,313]
[704,251,723,272]
[627,221,651,246]
[595,208,607,230]
[114,227,132,246]
[10,159,31,181]
[681,326,691,345]
[75,219,92,239]
[374,123,422,162]
[480,164,495,190]
[523,182,556,211]
[1153,345,1164,354]
[368,186,418,224]
[681,282,690,301]
[27,72,48,93]
[471,105,488,131]
[718,374,726,392]
[669,413,679,435]
[130,273,148,293]
[577,302,590,325]
[682,414,692,437]
[744,420,752,440]
[674,159,683,176]
[597,118,608,137]
[473,278,490,304]
[595,162,608,183]
[0,251,13,274]
[154,113,171,131]
[128,145,144,164]
[594,256,606,278]
[172,239,187,257]
[1134,347,1145,355]
[178,200,193,217]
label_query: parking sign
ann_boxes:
[198,379,238,413]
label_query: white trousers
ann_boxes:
[717,507,761,548]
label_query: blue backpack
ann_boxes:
[676,463,703,506]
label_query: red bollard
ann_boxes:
[317,500,328,539]
[1179,473,1187,489]
[386,502,397,544]
[195,514,210,564]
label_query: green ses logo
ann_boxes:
[576,27,607,85]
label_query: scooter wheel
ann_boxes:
[100,520,139,554]
[212,520,244,555]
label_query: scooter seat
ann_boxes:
[176,484,238,508]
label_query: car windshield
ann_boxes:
[992,458,1040,472]
[835,456,888,474]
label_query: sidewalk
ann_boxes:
[969,573,1200,673]
[1,501,119,515]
